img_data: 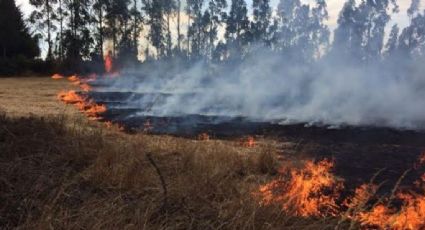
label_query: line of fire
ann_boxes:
[1,0,425,229]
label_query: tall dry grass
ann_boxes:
[0,111,338,229]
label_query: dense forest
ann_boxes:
[1,0,425,75]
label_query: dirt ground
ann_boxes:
[0,77,79,117]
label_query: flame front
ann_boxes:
[58,90,106,120]
[257,159,343,217]
[256,154,425,229]
[51,74,64,80]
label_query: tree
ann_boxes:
[251,0,271,44]
[127,0,143,61]
[399,11,425,58]
[274,0,329,62]
[29,0,57,60]
[333,0,398,63]
[0,0,40,59]
[56,0,67,61]
[275,0,301,51]
[205,0,227,57]
[332,0,358,60]
[187,0,205,57]
[163,0,177,56]
[143,0,165,57]
[407,0,420,19]
[311,0,330,58]
[104,0,132,58]
[62,0,93,64]
[225,0,251,57]
[93,0,107,59]
[176,0,182,52]
[384,24,399,57]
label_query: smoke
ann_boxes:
[92,48,425,131]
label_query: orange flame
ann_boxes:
[51,74,64,80]
[58,90,106,120]
[198,133,210,141]
[68,75,79,82]
[256,154,425,229]
[257,159,343,217]
[105,52,113,73]
[356,190,425,229]
[241,136,256,147]
[79,83,92,92]
[57,90,84,104]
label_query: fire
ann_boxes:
[419,152,425,165]
[51,74,64,80]
[356,189,425,229]
[241,136,256,147]
[256,154,425,229]
[198,133,210,141]
[104,51,113,73]
[58,90,106,119]
[355,154,425,229]
[57,90,84,104]
[257,159,343,217]
[84,103,107,119]
[68,75,79,82]
[79,83,92,92]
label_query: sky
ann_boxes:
[14,0,421,57]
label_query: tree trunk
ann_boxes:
[187,7,191,56]
[46,0,52,60]
[167,13,171,56]
[177,0,181,52]
[59,0,64,61]
[133,0,138,56]
[99,5,104,58]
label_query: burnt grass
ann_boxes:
[1,109,425,229]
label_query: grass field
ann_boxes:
[2,77,425,229]
[0,77,320,229]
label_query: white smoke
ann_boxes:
[93,50,425,130]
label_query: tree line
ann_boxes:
[1,0,425,75]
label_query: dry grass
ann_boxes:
[0,77,78,117]
[0,110,340,229]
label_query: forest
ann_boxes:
[1,0,424,76]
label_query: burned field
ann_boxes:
[3,0,425,228]
[94,89,425,191]
[46,73,425,229]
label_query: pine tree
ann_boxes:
[93,0,107,59]
[29,0,57,60]
[0,0,40,58]
[163,0,176,56]
[225,0,251,56]
[407,0,420,19]
[143,0,165,57]
[251,0,271,43]
[187,0,204,57]
[62,0,93,63]
[205,0,227,57]
[385,24,399,57]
